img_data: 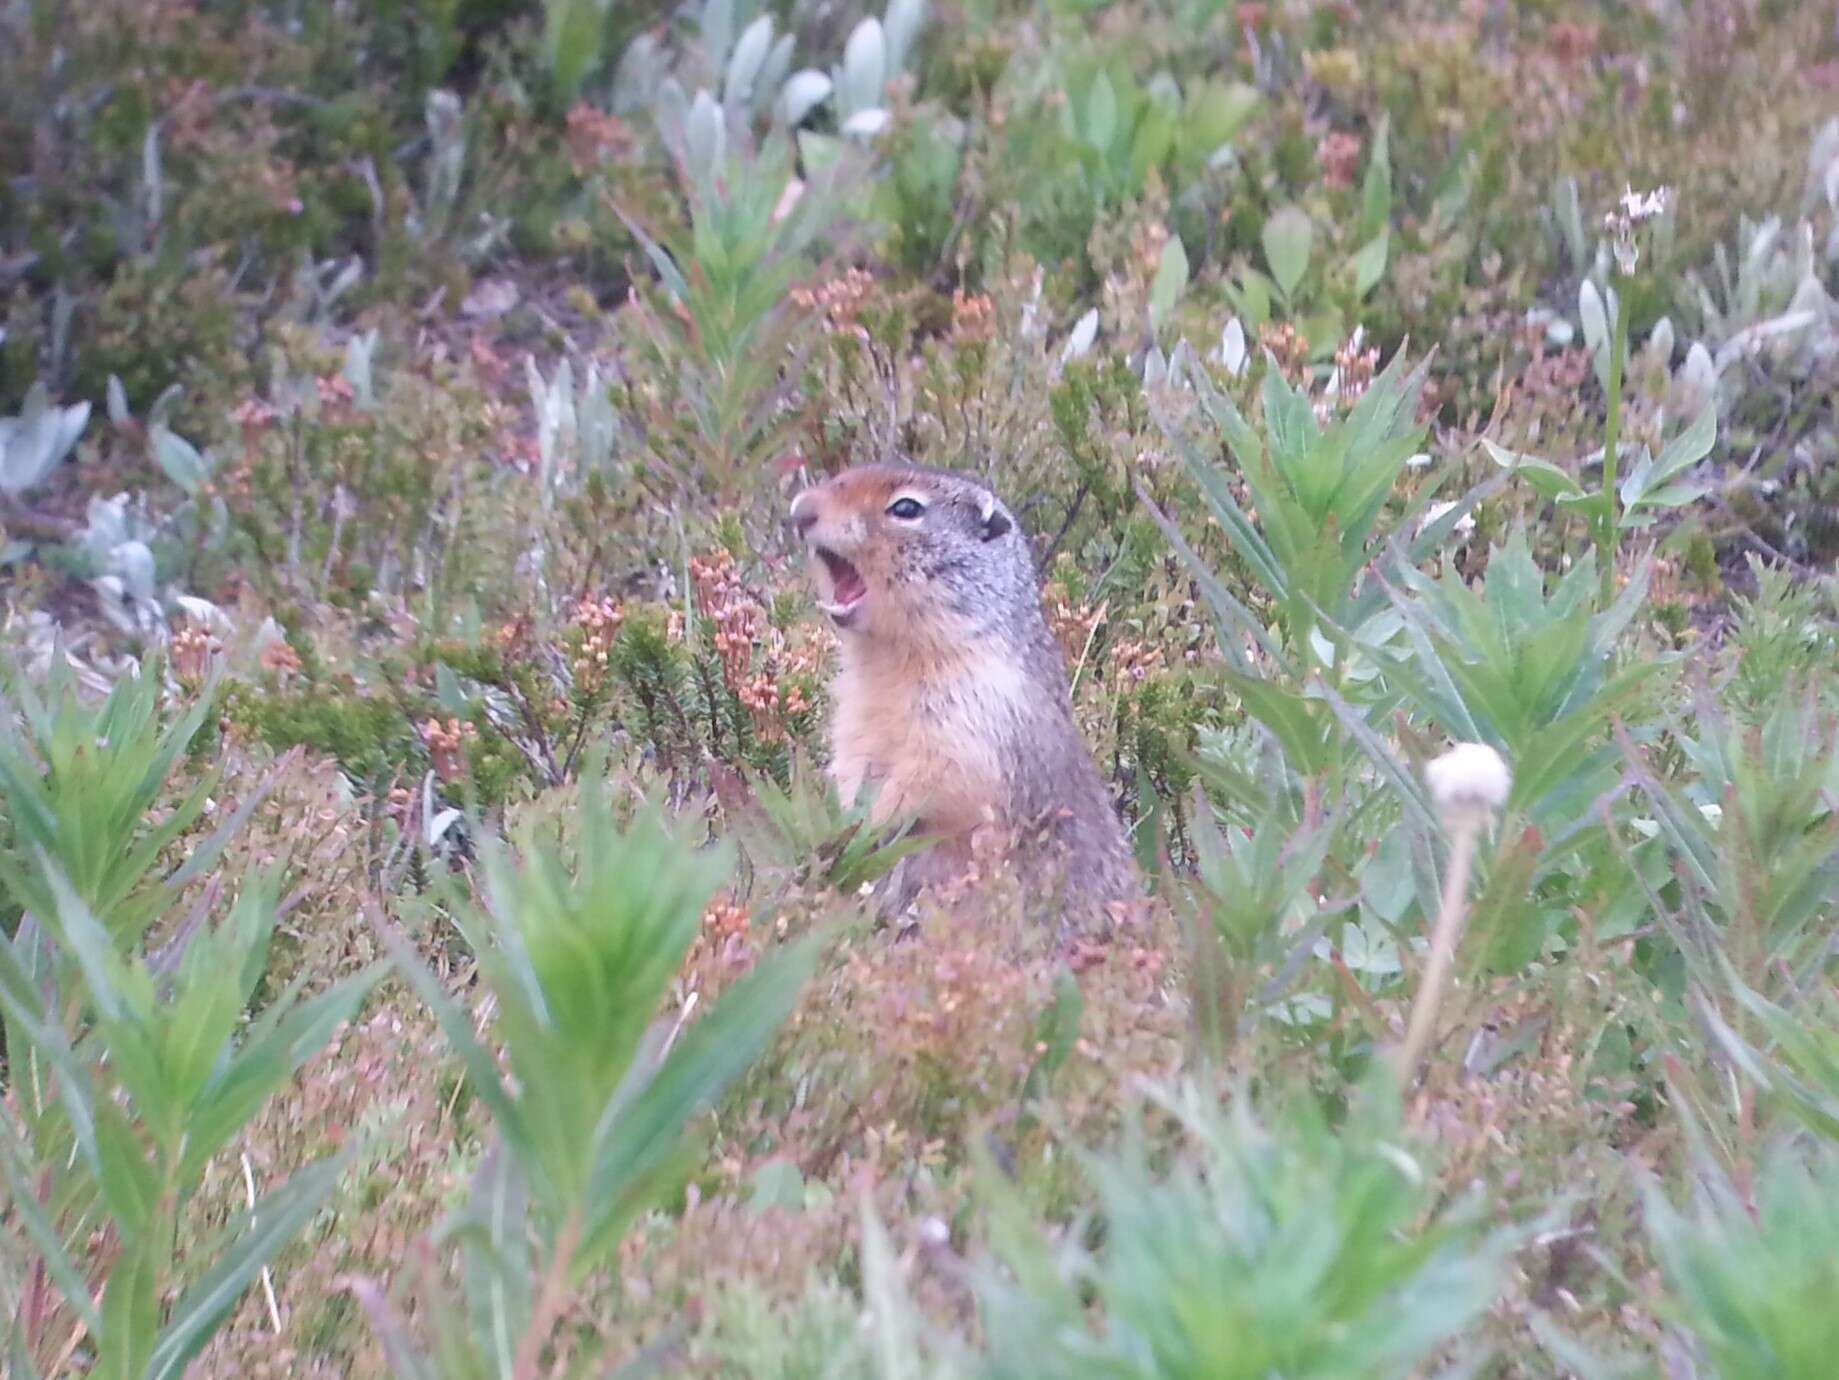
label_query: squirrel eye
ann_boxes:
[885,497,926,521]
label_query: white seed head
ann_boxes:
[1425,742,1512,814]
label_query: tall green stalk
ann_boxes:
[1596,276,1631,605]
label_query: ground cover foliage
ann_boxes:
[1,0,1838,1375]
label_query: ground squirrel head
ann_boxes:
[789,463,1033,645]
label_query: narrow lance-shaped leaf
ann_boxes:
[0,1102,103,1335]
[577,935,817,1267]
[145,1151,356,1380]
[368,907,526,1155]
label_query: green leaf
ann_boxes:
[1647,401,1717,485]
[451,1141,531,1376]
[0,927,102,1176]
[1482,439,1585,502]
[146,1152,353,1380]
[1360,115,1392,239]
[96,1233,160,1380]
[93,1097,160,1240]
[1222,670,1334,776]
[161,948,246,1127]
[0,1102,102,1335]
[1215,271,1270,339]
[149,427,208,497]
[544,0,607,104]
[578,935,816,1267]
[1319,682,1441,836]
[182,964,382,1181]
[1134,481,1277,673]
[1262,205,1314,298]
[1021,968,1083,1106]
[746,1158,807,1212]
[1347,230,1389,297]
[1083,72,1118,152]
[1148,233,1189,332]
[41,857,145,1030]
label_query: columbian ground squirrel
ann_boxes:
[789,462,1139,930]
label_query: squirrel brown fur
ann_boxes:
[789,462,1139,928]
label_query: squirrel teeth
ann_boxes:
[818,596,864,628]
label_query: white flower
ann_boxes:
[1617,185,1671,222]
[1425,742,1512,815]
[1604,185,1671,274]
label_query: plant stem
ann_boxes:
[512,1211,582,1380]
[1597,276,1630,605]
[1390,813,1482,1086]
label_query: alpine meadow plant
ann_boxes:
[0,652,262,952]
[1643,1141,1839,1380]
[1380,524,1666,820]
[1146,345,1465,679]
[354,768,816,1377]
[0,659,380,1378]
[621,90,863,489]
[0,383,90,500]
[972,1076,1519,1380]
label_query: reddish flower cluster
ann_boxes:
[171,623,219,689]
[567,595,625,695]
[790,268,876,332]
[419,717,475,782]
[1317,130,1363,189]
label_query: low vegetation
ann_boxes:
[2,0,1837,1376]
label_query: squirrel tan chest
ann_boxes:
[828,637,1029,838]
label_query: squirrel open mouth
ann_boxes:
[814,547,868,626]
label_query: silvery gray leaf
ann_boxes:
[1646,316,1674,365]
[0,386,90,497]
[172,595,230,632]
[723,15,775,111]
[700,0,736,69]
[841,107,891,139]
[611,33,663,115]
[1219,317,1247,375]
[1680,341,1718,399]
[883,0,926,78]
[757,34,795,117]
[1578,278,1607,356]
[779,69,833,127]
[1142,345,1168,388]
[1061,308,1099,362]
[654,78,690,159]
[344,329,380,408]
[151,427,209,497]
[684,89,726,186]
[841,18,887,115]
[111,540,157,600]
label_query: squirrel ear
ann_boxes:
[976,492,1012,542]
